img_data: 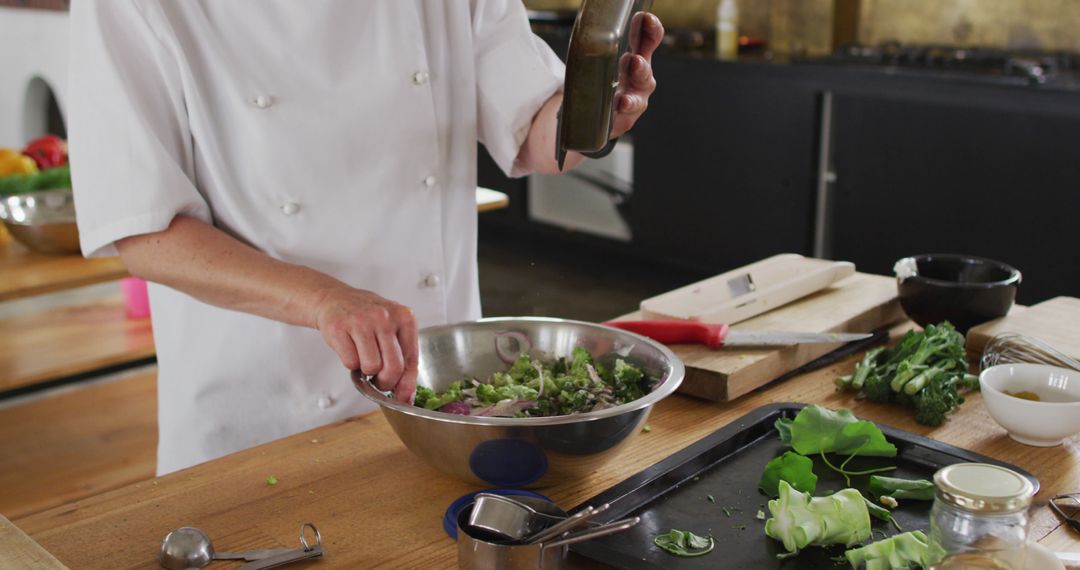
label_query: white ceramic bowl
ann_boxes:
[980,363,1080,447]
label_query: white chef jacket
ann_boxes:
[68,1,564,475]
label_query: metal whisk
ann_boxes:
[980,333,1080,372]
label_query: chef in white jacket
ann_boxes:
[68,1,662,475]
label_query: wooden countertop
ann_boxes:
[0,369,157,520]
[0,229,129,302]
[15,325,1080,568]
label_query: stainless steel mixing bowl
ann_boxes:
[0,189,80,254]
[353,317,685,487]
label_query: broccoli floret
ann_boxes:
[414,386,436,408]
[490,371,512,387]
[913,372,965,427]
[613,359,644,385]
[558,389,593,414]
[421,381,464,410]
[499,384,539,401]
[568,346,594,377]
[862,373,893,404]
[507,355,538,383]
[475,383,500,404]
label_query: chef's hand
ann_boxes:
[313,286,418,403]
[609,12,664,138]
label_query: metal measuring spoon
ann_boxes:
[158,525,314,569]
[236,524,324,570]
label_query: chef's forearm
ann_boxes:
[115,215,339,329]
[516,93,585,175]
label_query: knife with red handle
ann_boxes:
[602,320,871,348]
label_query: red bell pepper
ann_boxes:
[23,135,67,170]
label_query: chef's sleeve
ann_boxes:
[68,0,211,258]
[471,0,565,178]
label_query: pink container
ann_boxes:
[120,277,151,319]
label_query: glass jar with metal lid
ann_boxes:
[929,462,1035,570]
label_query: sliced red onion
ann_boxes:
[494,331,531,364]
[438,401,471,415]
[532,362,545,399]
[586,364,603,385]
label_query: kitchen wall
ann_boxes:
[859,0,1080,51]
[0,7,69,147]
[526,0,1080,53]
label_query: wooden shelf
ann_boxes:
[0,231,128,302]
[0,295,154,393]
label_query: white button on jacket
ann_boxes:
[68,0,564,475]
[253,94,274,109]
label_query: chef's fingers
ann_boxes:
[615,58,654,115]
[394,308,420,403]
[374,328,405,392]
[323,327,362,371]
[628,55,656,92]
[350,328,384,382]
[636,13,664,62]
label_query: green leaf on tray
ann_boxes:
[758,451,818,498]
[869,475,936,501]
[775,405,897,458]
[654,529,715,557]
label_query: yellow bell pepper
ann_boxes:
[0,148,38,176]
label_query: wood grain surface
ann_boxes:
[626,273,904,401]
[0,370,157,520]
[0,232,128,302]
[968,296,1080,359]
[0,295,155,393]
[15,323,1079,569]
[0,515,68,570]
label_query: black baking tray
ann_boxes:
[569,403,1039,569]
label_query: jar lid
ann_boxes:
[934,463,1034,513]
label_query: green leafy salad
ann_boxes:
[412,347,654,417]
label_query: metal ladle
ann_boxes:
[159,524,322,569]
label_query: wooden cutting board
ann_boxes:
[966,296,1080,358]
[622,272,905,401]
[0,515,67,569]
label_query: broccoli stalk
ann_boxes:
[844,530,930,569]
[837,347,885,391]
[764,481,872,558]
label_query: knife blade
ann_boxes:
[602,320,872,348]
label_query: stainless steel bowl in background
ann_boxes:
[0,188,80,254]
[353,317,685,488]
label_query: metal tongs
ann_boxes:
[555,0,654,170]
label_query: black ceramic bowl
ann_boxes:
[895,254,1021,333]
